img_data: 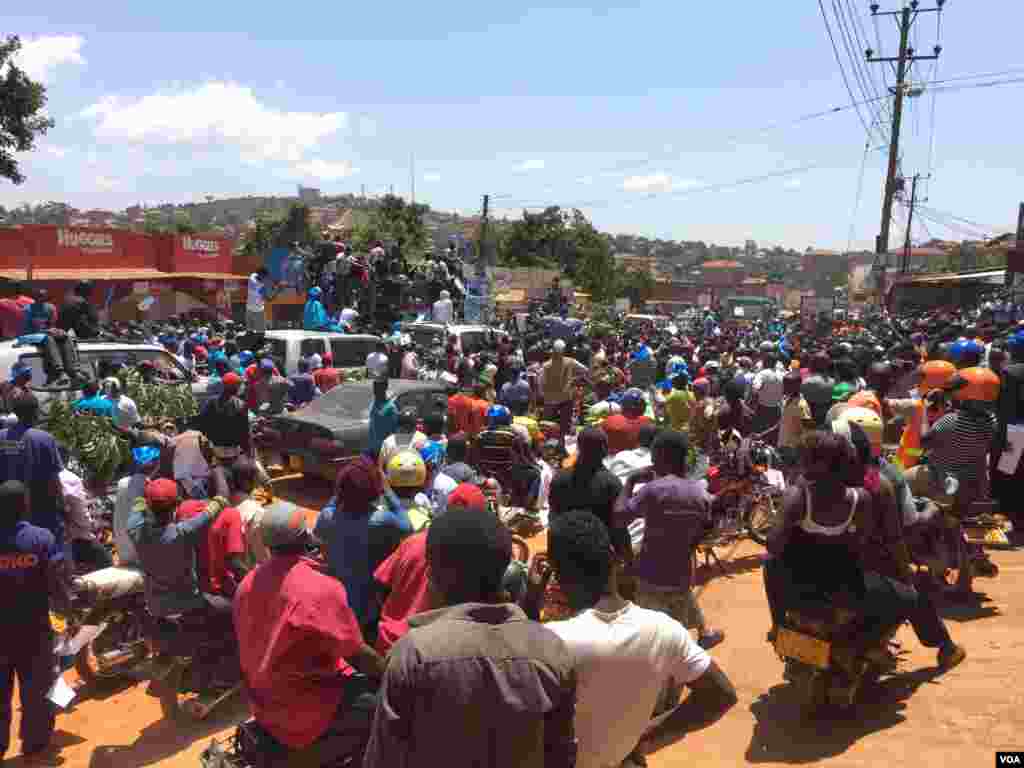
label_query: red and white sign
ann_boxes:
[57,229,114,253]
[181,236,220,257]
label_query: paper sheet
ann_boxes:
[47,675,76,709]
[997,424,1024,475]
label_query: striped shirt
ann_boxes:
[928,410,996,485]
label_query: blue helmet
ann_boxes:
[486,404,512,427]
[132,445,161,467]
[308,286,323,300]
[621,388,645,410]
[950,339,983,363]
[238,350,255,366]
[1007,331,1024,352]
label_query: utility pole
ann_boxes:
[477,194,490,279]
[867,1,944,294]
[901,173,926,273]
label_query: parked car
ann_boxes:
[0,339,214,410]
[399,322,508,354]
[254,379,449,481]
[262,330,381,377]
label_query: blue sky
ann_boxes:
[3,1,1023,250]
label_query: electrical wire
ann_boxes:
[819,0,877,142]
[832,0,887,142]
[846,141,872,256]
[847,0,891,122]
[918,205,996,235]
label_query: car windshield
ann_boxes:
[22,348,189,389]
[331,338,376,367]
[302,384,374,422]
[266,339,288,364]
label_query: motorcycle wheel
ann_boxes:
[74,612,149,686]
[746,493,781,545]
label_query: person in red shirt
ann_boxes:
[233,501,385,751]
[0,282,33,340]
[314,352,343,393]
[373,530,430,656]
[466,382,491,439]
[447,387,473,435]
[602,388,652,455]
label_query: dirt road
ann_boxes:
[7,488,1023,768]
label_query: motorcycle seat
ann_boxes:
[74,566,145,600]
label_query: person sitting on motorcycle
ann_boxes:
[478,404,542,510]
[689,377,719,455]
[833,408,967,670]
[287,357,320,407]
[374,450,431,574]
[234,501,384,753]
[126,479,232,619]
[585,378,623,427]
[906,366,999,518]
[763,431,916,661]
[888,360,956,470]
[302,287,342,332]
[602,388,654,455]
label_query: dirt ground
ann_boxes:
[6,483,1024,768]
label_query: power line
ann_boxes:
[834,0,889,138]
[846,141,872,256]
[819,0,877,141]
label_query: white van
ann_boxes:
[262,330,381,376]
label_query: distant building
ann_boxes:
[297,186,321,202]
[613,252,658,277]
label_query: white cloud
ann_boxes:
[423,172,442,182]
[515,159,545,172]
[10,35,85,84]
[784,178,802,190]
[42,145,67,158]
[291,158,358,180]
[622,173,693,194]
[95,175,119,191]
[80,82,348,165]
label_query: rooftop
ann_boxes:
[700,260,743,269]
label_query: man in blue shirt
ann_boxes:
[0,393,65,548]
[0,480,71,760]
[72,380,114,417]
[368,378,399,460]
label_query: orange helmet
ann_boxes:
[847,391,882,418]
[948,366,1000,403]
[919,360,956,391]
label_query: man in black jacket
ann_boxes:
[57,281,100,340]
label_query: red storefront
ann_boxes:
[0,225,247,321]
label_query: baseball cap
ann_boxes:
[322,352,333,365]
[221,372,242,392]
[310,353,323,370]
[9,362,31,383]
[260,358,275,372]
[448,483,487,513]
[145,478,178,505]
[261,500,309,549]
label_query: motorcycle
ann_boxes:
[144,607,242,721]
[68,565,150,685]
[200,676,376,768]
[904,497,1006,594]
[702,437,786,547]
[773,602,902,717]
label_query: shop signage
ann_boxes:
[58,229,114,252]
[181,236,220,256]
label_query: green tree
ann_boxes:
[173,209,197,234]
[498,206,567,268]
[0,36,56,184]
[618,268,656,306]
[143,210,168,234]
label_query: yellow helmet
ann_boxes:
[386,450,427,489]
[833,405,883,458]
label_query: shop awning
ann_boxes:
[0,268,248,282]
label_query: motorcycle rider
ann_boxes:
[888,360,956,471]
[992,331,1024,534]
[234,501,384,753]
[833,407,966,671]
[763,431,916,660]
[126,478,232,619]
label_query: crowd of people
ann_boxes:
[2,274,1023,767]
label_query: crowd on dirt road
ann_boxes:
[2,262,1023,768]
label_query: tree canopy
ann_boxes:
[0,36,55,184]
[351,194,430,254]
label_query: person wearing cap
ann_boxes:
[366,340,390,381]
[234,500,385,752]
[363,504,575,768]
[114,444,162,566]
[197,371,251,465]
[541,339,589,448]
[801,353,835,428]
[314,351,342,393]
[246,268,270,336]
[103,377,140,433]
[0,362,34,426]
[601,388,653,456]
[288,357,321,407]
[126,478,231,618]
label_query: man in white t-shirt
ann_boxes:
[433,290,454,324]
[534,510,737,768]
[246,268,269,334]
[366,340,390,380]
